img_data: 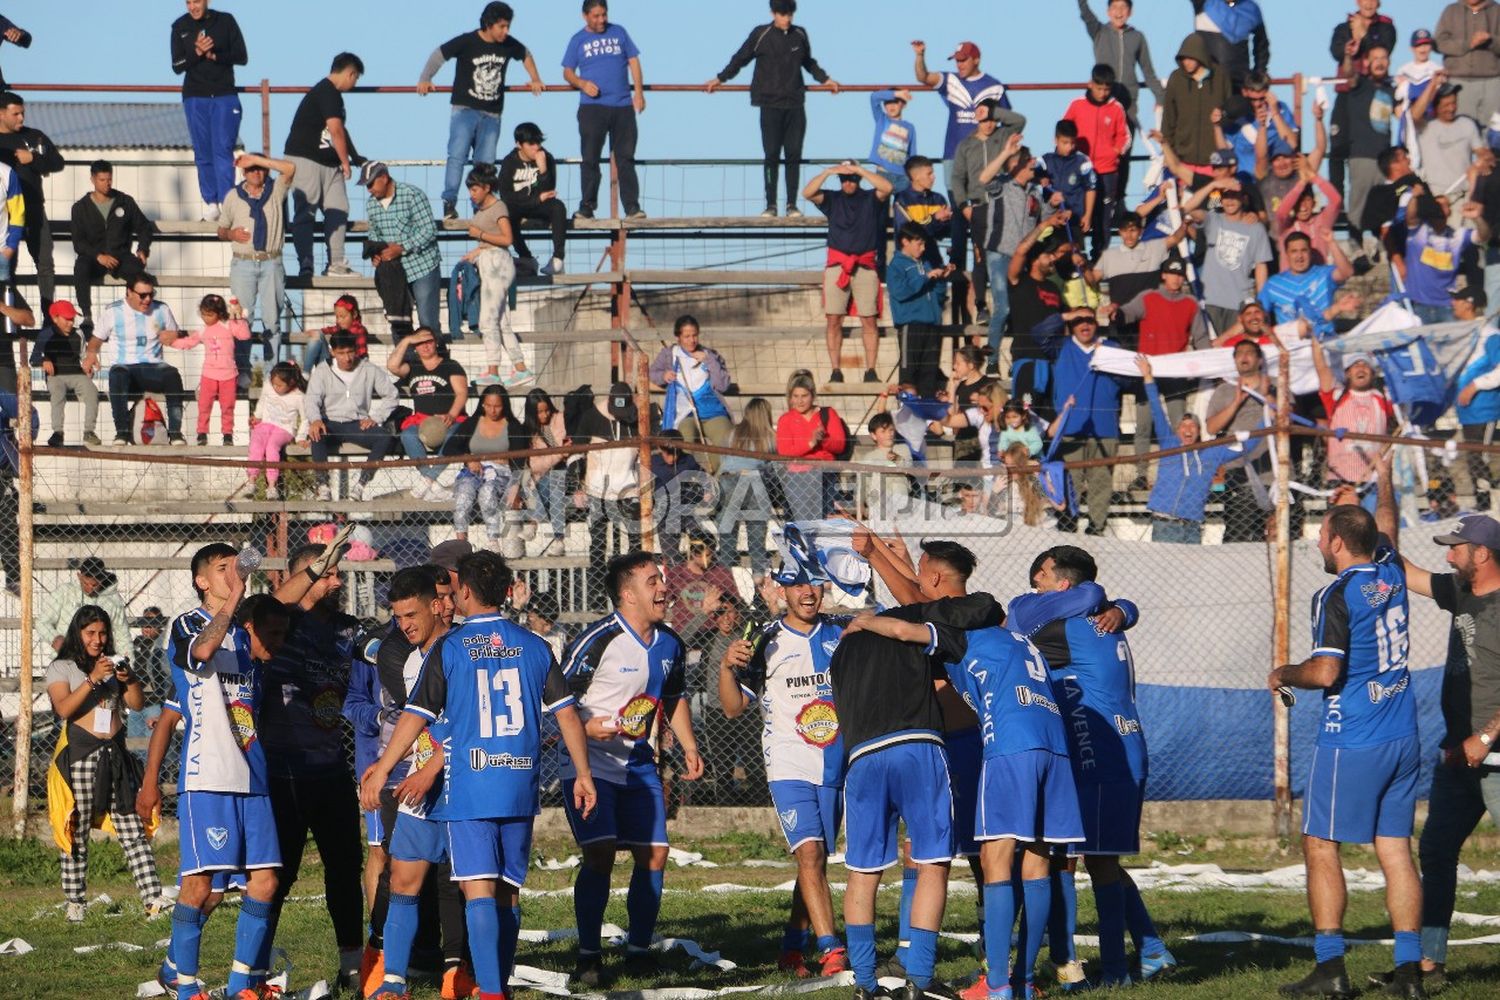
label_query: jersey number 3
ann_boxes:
[476,667,525,738]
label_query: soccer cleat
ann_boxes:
[368,989,410,1000]
[852,988,888,1000]
[957,973,1000,1000]
[1279,959,1355,997]
[1137,947,1177,982]
[573,953,605,989]
[1369,964,1445,994]
[1381,963,1427,998]
[1049,961,1089,992]
[820,946,850,976]
[360,945,385,997]
[441,962,479,999]
[778,949,812,978]
[892,981,963,1000]
[156,957,176,993]
[1096,971,1132,988]
[877,957,908,981]
[620,949,660,979]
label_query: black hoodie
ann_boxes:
[716,22,829,110]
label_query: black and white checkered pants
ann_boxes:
[59,747,162,905]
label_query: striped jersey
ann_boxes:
[936,71,1007,160]
[405,612,573,821]
[1310,544,1418,749]
[95,300,180,366]
[166,607,265,795]
[739,616,848,786]
[561,613,686,785]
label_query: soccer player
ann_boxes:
[1269,467,1423,999]
[562,551,705,987]
[363,551,598,1000]
[847,609,1083,1000]
[718,563,849,978]
[152,545,285,1000]
[830,538,1002,1000]
[1009,546,1173,990]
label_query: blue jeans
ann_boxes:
[408,266,443,337]
[985,251,1012,356]
[529,468,567,538]
[229,256,286,364]
[443,107,502,205]
[1150,518,1203,544]
[453,469,511,538]
[400,419,463,481]
[303,335,330,371]
[1419,759,1500,964]
[183,94,243,204]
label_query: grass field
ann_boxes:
[1,829,1498,999]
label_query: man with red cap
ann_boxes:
[39,300,100,446]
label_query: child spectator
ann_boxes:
[868,89,916,191]
[1064,65,1130,260]
[170,292,250,445]
[939,380,1008,474]
[304,294,368,370]
[247,361,305,499]
[1041,120,1097,249]
[1274,159,1344,269]
[1395,29,1440,154]
[498,122,568,276]
[888,222,953,395]
[996,399,1043,456]
[39,301,101,447]
[1162,35,1231,172]
[893,155,952,269]
[854,411,913,516]
[996,440,1058,527]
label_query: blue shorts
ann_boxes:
[1302,736,1421,844]
[843,741,955,872]
[769,780,842,852]
[390,811,449,865]
[178,790,281,876]
[1069,778,1145,856]
[446,817,534,886]
[363,808,385,847]
[945,727,983,858]
[976,749,1085,846]
[563,773,668,848]
[176,869,245,893]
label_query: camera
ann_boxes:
[107,655,131,672]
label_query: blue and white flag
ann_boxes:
[892,392,951,465]
[772,520,872,598]
[1321,303,1484,426]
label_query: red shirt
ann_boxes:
[1135,291,1201,356]
[777,406,847,468]
[1064,95,1129,175]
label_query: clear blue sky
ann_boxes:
[0,0,1449,207]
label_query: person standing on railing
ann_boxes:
[1335,43,1395,260]
[563,0,647,222]
[706,0,839,219]
[69,159,155,333]
[952,99,1027,332]
[806,162,893,384]
[0,14,31,92]
[499,122,568,277]
[284,52,365,279]
[1077,1,1165,198]
[418,1,542,222]
[85,273,190,447]
[0,93,63,313]
[363,161,444,340]
[1162,34,1231,178]
[218,152,294,367]
[170,0,248,222]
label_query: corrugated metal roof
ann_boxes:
[21,102,224,151]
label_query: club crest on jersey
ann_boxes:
[821,639,840,658]
[778,808,798,832]
[229,701,257,750]
[617,695,659,739]
[413,729,437,770]
[206,827,229,851]
[795,699,839,747]
[313,686,343,730]
[1360,579,1400,607]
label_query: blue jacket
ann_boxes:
[1144,382,1240,522]
[887,251,946,326]
[342,655,383,779]
[1051,336,1126,439]
[868,90,917,172]
[1457,324,1500,425]
[1203,0,1263,44]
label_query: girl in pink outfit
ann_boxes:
[248,362,305,499]
[1275,162,1343,271]
[170,293,251,444]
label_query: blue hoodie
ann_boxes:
[1457,323,1500,425]
[869,90,917,172]
[1051,335,1127,438]
[1144,382,1241,522]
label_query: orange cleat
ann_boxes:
[819,946,850,975]
[360,946,385,998]
[442,962,481,999]
[778,949,812,978]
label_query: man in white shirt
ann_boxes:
[83,272,186,445]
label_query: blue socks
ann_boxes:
[1094,880,1127,981]
[896,867,917,965]
[172,903,204,1000]
[626,867,665,951]
[574,867,610,955]
[1314,930,1346,964]
[1122,876,1165,956]
[1393,930,1420,966]
[500,904,521,985]
[848,922,878,989]
[982,882,1016,988]
[1048,869,1077,965]
[378,893,420,986]
[466,897,501,996]
[227,896,273,994]
[782,926,804,952]
[816,933,842,956]
[907,927,939,989]
[1020,879,1051,987]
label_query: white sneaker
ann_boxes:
[540,537,565,557]
[324,261,358,277]
[410,480,433,501]
[425,482,453,502]
[65,901,86,923]
[315,483,332,501]
[265,482,279,500]
[348,481,366,502]
[519,520,538,540]
[201,202,221,222]
[500,535,526,560]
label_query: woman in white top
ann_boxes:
[45,605,167,922]
[463,164,527,387]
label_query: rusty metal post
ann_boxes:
[11,333,34,837]
[1292,72,1304,135]
[1272,342,1294,840]
[635,345,655,555]
[260,78,271,154]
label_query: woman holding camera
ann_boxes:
[45,605,167,922]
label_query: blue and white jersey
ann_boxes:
[405,612,573,821]
[1011,583,1148,784]
[941,625,1069,759]
[936,71,1008,160]
[739,616,848,786]
[1309,544,1418,749]
[398,713,449,821]
[561,613,686,784]
[1258,264,1338,340]
[166,607,265,796]
[94,300,179,367]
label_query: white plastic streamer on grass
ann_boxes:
[0,938,33,956]
[537,848,719,871]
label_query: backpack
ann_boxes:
[818,406,857,462]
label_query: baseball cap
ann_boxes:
[429,539,473,572]
[949,41,981,62]
[47,300,79,320]
[1432,514,1500,549]
[1238,297,1264,314]
[1342,351,1376,371]
[883,92,908,105]
[1453,284,1489,309]
[1209,148,1239,168]
[1161,257,1188,276]
[358,161,390,188]
[1438,82,1464,100]
[1411,28,1435,47]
